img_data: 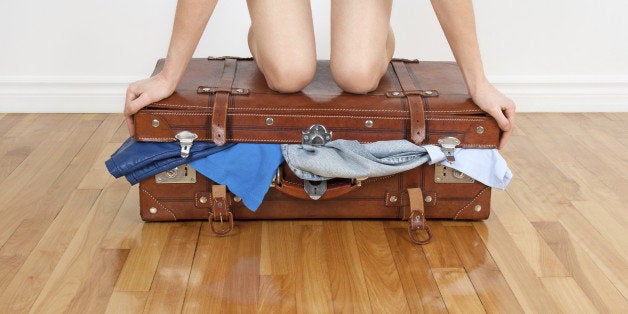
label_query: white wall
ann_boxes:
[1,0,627,112]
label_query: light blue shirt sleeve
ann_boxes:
[424,145,512,190]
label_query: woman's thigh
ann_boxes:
[247,0,317,92]
[330,0,394,94]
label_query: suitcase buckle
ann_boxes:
[209,212,234,236]
[175,131,198,158]
[408,211,433,245]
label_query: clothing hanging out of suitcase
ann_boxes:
[127,57,506,244]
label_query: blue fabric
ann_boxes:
[426,147,512,190]
[190,144,284,211]
[282,140,432,181]
[282,140,512,190]
[105,137,234,185]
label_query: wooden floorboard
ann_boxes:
[0,113,626,313]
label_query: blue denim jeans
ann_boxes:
[105,137,234,185]
[281,139,435,181]
[282,139,512,189]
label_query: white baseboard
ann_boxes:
[1,75,627,112]
[490,75,628,112]
[0,76,139,113]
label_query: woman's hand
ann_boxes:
[124,73,176,135]
[470,81,516,149]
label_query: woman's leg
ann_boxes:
[247,0,317,93]
[330,0,394,94]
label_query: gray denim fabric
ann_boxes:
[281,139,432,181]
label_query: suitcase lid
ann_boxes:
[135,57,500,148]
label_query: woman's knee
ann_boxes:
[260,58,316,93]
[330,58,388,94]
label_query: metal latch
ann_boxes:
[302,124,332,146]
[175,131,198,158]
[438,136,460,164]
[301,125,332,199]
[155,164,197,184]
[434,164,474,184]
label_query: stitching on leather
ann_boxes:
[137,137,290,143]
[153,103,484,113]
[140,187,177,220]
[143,112,210,116]
[364,175,394,184]
[460,144,497,148]
[233,107,405,112]
[142,112,406,119]
[230,113,406,120]
[426,117,484,122]
[149,105,484,114]
[425,109,484,113]
[152,105,407,113]
[144,112,486,120]
[152,103,208,109]
[453,187,490,219]
[220,138,295,143]
[283,178,303,186]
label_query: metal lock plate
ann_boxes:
[434,164,475,184]
[155,164,197,184]
[304,180,328,200]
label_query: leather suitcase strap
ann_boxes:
[211,58,238,146]
[391,61,426,144]
[210,184,233,235]
[406,187,433,245]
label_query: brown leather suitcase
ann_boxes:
[134,57,500,244]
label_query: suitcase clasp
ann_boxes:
[438,136,460,164]
[175,131,198,158]
[302,124,332,146]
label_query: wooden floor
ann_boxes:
[0,113,626,313]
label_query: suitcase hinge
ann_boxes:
[175,131,198,158]
[438,136,460,164]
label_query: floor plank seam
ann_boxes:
[178,222,204,313]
